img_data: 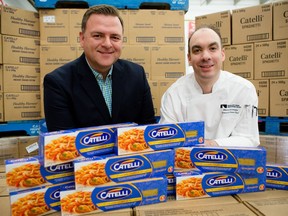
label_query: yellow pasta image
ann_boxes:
[75,162,110,186]
[11,192,50,216]
[61,191,97,214]
[175,148,194,169]
[118,128,148,151]
[6,163,46,188]
[177,177,205,198]
[45,135,79,161]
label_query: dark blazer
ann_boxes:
[44,53,156,132]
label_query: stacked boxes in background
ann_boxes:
[0,5,41,121]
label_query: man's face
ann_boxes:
[187,28,225,82]
[80,14,123,74]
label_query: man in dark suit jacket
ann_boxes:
[43,5,156,132]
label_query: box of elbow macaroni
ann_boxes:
[60,177,167,215]
[10,181,75,216]
[175,169,266,200]
[5,156,74,193]
[115,121,204,155]
[39,123,136,167]
[74,149,174,190]
[266,164,288,190]
[174,146,266,175]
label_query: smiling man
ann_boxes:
[44,5,156,132]
[159,26,259,147]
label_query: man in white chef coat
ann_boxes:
[159,26,259,147]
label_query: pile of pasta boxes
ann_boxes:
[5,121,269,216]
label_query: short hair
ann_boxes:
[188,25,223,54]
[81,4,124,33]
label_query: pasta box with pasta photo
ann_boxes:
[266,164,288,190]
[115,121,205,155]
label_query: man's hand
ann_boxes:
[204,139,219,146]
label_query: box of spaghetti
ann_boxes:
[174,169,266,200]
[9,181,75,216]
[266,164,288,190]
[74,149,174,190]
[174,146,266,175]
[60,177,167,215]
[5,156,75,193]
[39,123,137,167]
[115,121,204,155]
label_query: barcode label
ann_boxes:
[19,28,40,37]
[136,37,156,43]
[26,142,39,153]
[261,70,285,77]
[19,57,40,64]
[164,37,184,43]
[165,72,184,78]
[21,85,40,91]
[21,112,41,118]
[247,33,269,41]
[258,109,266,115]
[235,72,251,79]
[47,36,68,43]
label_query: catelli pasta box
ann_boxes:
[266,164,288,190]
[115,121,204,155]
[74,149,174,190]
[10,181,75,216]
[175,169,266,200]
[60,177,167,215]
[39,123,136,167]
[5,156,74,193]
[174,146,266,175]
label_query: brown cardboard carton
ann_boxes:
[254,40,288,79]
[3,64,40,92]
[196,10,231,46]
[0,137,18,172]
[223,43,253,79]
[273,0,288,40]
[276,136,288,164]
[0,33,2,64]
[121,45,151,80]
[128,10,158,45]
[0,5,40,38]
[119,10,129,44]
[151,45,185,80]
[18,136,39,158]
[3,92,41,121]
[2,35,40,65]
[39,9,70,45]
[0,172,8,196]
[0,196,10,215]
[0,93,3,122]
[259,135,276,163]
[269,79,288,117]
[69,9,86,45]
[232,4,272,44]
[157,10,185,45]
[250,80,269,116]
[0,65,2,92]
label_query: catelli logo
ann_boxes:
[111,159,143,172]
[50,189,60,200]
[97,187,132,200]
[148,127,177,139]
[45,162,74,172]
[195,150,227,162]
[267,168,282,179]
[207,175,236,187]
[80,132,110,145]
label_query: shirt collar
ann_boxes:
[85,57,113,79]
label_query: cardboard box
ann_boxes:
[254,40,288,79]
[195,10,231,46]
[116,121,205,155]
[74,149,174,189]
[60,177,167,215]
[234,188,288,202]
[223,43,253,79]
[2,35,40,65]
[39,9,70,45]
[151,45,185,80]
[157,10,185,45]
[0,137,19,172]
[3,64,40,92]
[273,0,288,40]
[0,196,10,215]
[69,9,86,45]
[259,135,277,164]
[0,65,2,92]
[251,80,269,116]
[128,10,158,45]
[269,79,288,117]
[0,93,3,122]
[119,10,129,44]
[0,34,2,64]
[232,4,272,44]
[3,92,41,121]
[121,45,151,80]
[0,5,40,38]
[0,172,8,196]
[18,136,39,158]
[276,136,288,164]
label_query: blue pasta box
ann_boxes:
[174,169,266,200]
[174,146,266,175]
[60,177,167,215]
[39,123,136,167]
[115,121,204,155]
[5,156,74,193]
[266,164,288,190]
[10,181,75,216]
[74,149,174,190]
